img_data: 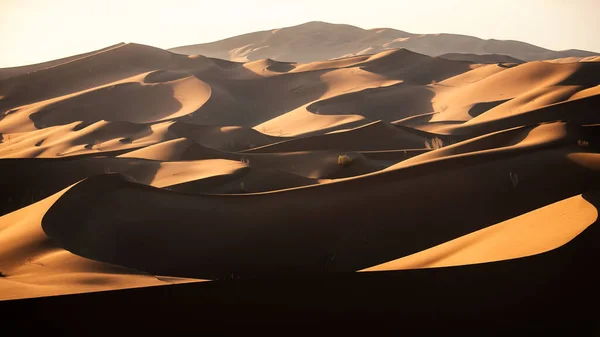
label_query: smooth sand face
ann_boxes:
[360,194,598,272]
[0,37,599,300]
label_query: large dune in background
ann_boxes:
[0,33,599,334]
[170,21,599,63]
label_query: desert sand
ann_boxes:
[1,28,600,334]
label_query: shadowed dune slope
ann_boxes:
[355,49,474,84]
[0,184,200,301]
[42,141,600,279]
[5,203,600,335]
[0,155,329,217]
[167,121,276,151]
[118,138,232,161]
[245,121,427,153]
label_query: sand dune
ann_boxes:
[37,144,600,280]
[237,150,387,179]
[1,31,599,321]
[167,121,276,151]
[164,166,319,194]
[0,184,200,301]
[170,21,599,63]
[356,49,474,84]
[0,121,159,158]
[306,81,435,122]
[361,193,598,271]
[545,55,600,63]
[118,138,229,161]
[246,120,427,153]
[0,43,126,81]
[433,63,512,87]
[390,121,570,169]
[438,53,524,64]
[120,138,387,179]
[1,71,210,134]
[416,61,600,137]
[0,43,205,110]
[0,155,328,219]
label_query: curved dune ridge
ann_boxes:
[245,121,428,153]
[0,184,201,301]
[360,193,599,271]
[40,142,600,279]
[1,37,600,302]
[438,53,524,64]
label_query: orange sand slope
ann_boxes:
[0,37,600,302]
[360,193,598,271]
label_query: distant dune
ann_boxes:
[1,31,600,333]
[170,21,599,63]
[0,43,126,81]
[438,52,524,64]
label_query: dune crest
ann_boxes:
[360,193,598,271]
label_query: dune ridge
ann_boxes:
[361,193,598,271]
[169,21,599,63]
[0,183,200,301]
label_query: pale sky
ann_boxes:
[1,0,598,67]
